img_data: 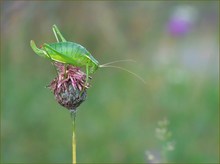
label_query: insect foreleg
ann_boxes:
[80,64,89,95]
[52,25,67,42]
[43,44,72,78]
[47,52,59,76]
[86,64,89,86]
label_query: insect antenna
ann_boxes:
[99,64,146,84]
[100,59,136,67]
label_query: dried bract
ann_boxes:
[48,62,89,112]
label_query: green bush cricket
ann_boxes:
[30,25,145,85]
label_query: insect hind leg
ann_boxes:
[52,25,67,42]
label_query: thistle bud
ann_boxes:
[48,62,89,112]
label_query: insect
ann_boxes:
[30,25,145,85]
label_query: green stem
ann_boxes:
[161,144,167,163]
[70,110,77,164]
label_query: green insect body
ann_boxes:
[44,42,99,73]
[30,25,146,84]
[30,25,99,84]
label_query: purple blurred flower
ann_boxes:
[168,18,192,36]
[167,6,197,36]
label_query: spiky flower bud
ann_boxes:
[48,62,89,112]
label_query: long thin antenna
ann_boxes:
[100,65,146,84]
[100,59,136,67]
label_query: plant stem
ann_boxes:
[70,110,77,164]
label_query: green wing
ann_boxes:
[43,43,74,64]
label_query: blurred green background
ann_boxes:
[1,1,219,163]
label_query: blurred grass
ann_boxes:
[1,1,219,163]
